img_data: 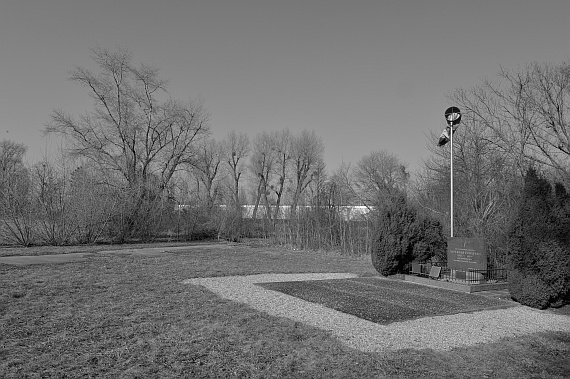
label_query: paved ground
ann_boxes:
[0,246,198,266]
[0,252,95,265]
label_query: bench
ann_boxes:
[411,263,422,276]
[428,266,441,279]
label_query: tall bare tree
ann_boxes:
[0,140,28,209]
[290,130,324,215]
[352,150,409,208]
[328,163,358,207]
[68,163,116,244]
[192,138,224,211]
[33,158,71,245]
[0,140,34,245]
[46,47,209,238]
[0,140,26,179]
[222,131,249,211]
[270,130,292,220]
[249,131,277,220]
[451,61,570,183]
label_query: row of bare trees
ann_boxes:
[0,132,408,250]
[0,47,400,248]
[0,141,173,246]
[0,137,397,249]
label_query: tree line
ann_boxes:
[1,48,569,269]
[0,48,407,249]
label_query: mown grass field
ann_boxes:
[1,243,569,378]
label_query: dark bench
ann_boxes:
[411,263,423,276]
[410,263,441,279]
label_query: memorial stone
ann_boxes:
[447,237,487,271]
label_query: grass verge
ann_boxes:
[0,241,204,258]
[1,243,569,378]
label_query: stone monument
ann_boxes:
[447,237,487,282]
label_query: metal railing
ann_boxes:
[408,263,508,284]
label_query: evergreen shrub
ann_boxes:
[371,195,446,276]
[508,270,551,309]
[508,168,570,309]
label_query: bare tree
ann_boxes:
[68,163,117,244]
[0,140,28,214]
[352,150,409,207]
[270,130,292,221]
[33,158,72,245]
[0,140,35,245]
[222,131,249,211]
[329,163,358,206]
[249,131,277,220]
[0,140,27,179]
[305,159,328,206]
[290,130,324,215]
[451,61,570,183]
[46,47,209,238]
[192,138,224,211]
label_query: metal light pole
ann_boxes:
[450,121,454,237]
[443,107,461,238]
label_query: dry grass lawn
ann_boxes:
[1,243,569,378]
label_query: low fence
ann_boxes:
[409,263,508,284]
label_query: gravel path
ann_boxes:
[184,273,570,352]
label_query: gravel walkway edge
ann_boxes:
[183,273,570,352]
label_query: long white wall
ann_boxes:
[176,204,372,221]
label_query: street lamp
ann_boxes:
[439,107,462,237]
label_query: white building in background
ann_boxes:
[176,204,372,221]
[240,205,372,221]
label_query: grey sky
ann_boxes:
[1,0,569,174]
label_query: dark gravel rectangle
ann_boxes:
[258,278,514,325]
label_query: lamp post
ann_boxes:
[443,107,461,237]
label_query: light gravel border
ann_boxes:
[183,273,570,352]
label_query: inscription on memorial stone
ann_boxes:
[447,237,487,271]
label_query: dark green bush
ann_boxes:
[534,241,570,306]
[508,168,570,309]
[410,216,448,263]
[371,196,446,276]
[508,270,551,309]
